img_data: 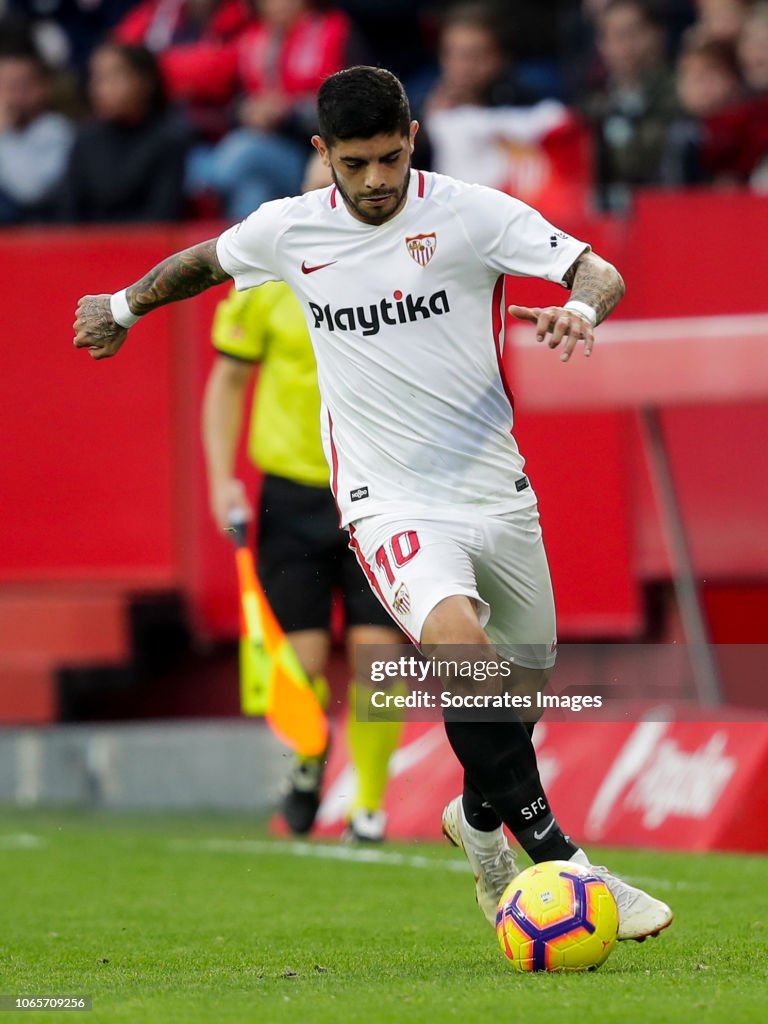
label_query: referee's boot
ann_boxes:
[281,754,326,834]
[342,808,387,843]
[280,676,330,835]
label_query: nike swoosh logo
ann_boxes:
[301,260,338,274]
[533,819,556,841]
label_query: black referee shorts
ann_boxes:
[257,474,394,634]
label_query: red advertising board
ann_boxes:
[294,708,768,854]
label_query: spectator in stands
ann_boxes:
[187,0,354,218]
[662,35,768,184]
[581,0,679,210]
[334,0,430,83]
[58,43,192,223]
[5,0,135,75]
[559,0,693,102]
[420,4,592,218]
[420,3,535,117]
[690,0,751,44]
[414,1,535,173]
[114,0,250,140]
[738,2,768,93]
[740,4,768,187]
[0,44,73,224]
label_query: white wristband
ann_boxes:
[109,288,141,329]
[563,300,597,327]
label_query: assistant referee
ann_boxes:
[202,211,403,841]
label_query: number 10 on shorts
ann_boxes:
[374,530,421,586]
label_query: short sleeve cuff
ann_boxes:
[550,241,590,287]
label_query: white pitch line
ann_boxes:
[168,837,470,873]
[0,833,46,849]
[511,312,768,346]
[167,837,706,889]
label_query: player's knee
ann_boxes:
[504,664,551,723]
[421,596,493,698]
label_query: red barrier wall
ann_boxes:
[1,227,180,582]
[305,711,768,853]
[1,191,767,642]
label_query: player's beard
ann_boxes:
[331,164,411,225]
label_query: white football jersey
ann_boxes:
[216,170,588,527]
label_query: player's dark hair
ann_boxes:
[317,66,411,144]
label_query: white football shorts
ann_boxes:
[348,503,557,669]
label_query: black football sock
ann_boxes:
[443,711,577,863]
[462,773,502,832]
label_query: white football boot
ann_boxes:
[571,849,674,941]
[442,796,519,926]
[343,809,387,843]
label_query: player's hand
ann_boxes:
[508,304,594,361]
[210,478,253,533]
[73,294,129,360]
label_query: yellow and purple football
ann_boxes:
[496,860,618,972]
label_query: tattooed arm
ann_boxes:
[73,239,230,361]
[508,249,625,362]
[562,250,625,326]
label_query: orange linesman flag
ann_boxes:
[229,520,328,758]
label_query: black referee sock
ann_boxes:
[444,714,576,863]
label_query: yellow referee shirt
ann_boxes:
[211,282,329,487]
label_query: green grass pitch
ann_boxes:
[2,810,767,1024]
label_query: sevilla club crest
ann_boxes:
[393,583,411,616]
[405,233,437,267]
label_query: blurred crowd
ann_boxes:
[2,0,768,225]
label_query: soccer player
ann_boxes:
[74,66,673,942]
[203,158,404,842]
